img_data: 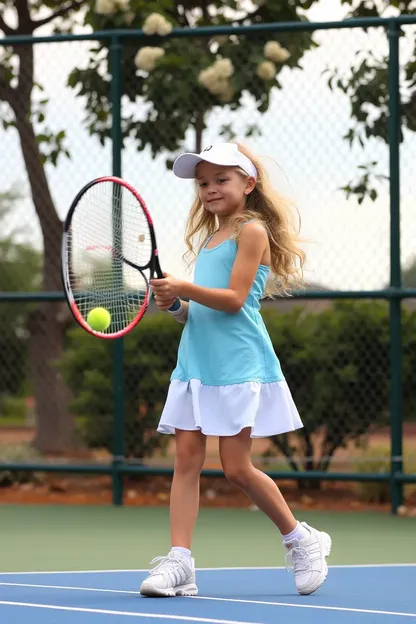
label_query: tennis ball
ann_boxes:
[87,307,111,331]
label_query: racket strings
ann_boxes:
[66,181,152,334]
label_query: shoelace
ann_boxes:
[285,545,311,574]
[148,552,185,577]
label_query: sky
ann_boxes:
[0,0,415,291]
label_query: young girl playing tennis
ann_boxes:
[141,142,331,598]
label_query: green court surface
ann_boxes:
[0,505,414,572]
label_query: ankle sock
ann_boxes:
[282,522,310,544]
[171,546,192,563]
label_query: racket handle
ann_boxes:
[168,298,181,312]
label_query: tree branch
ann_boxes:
[0,83,16,107]
[0,14,14,36]
[33,0,85,29]
[15,0,32,32]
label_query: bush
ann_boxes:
[59,301,416,471]
[59,313,182,460]
[354,445,416,503]
[0,443,44,487]
[0,395,27,423]
[264,301,416,479]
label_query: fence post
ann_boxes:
[387,18,403,514]
[109,35,124,506]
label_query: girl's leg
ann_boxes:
[140,429,206,597]
[170,428,206,549]
[219,427,296,534]
[219,427,331,597]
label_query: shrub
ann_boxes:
[0,443,44,487]
[59,313,182,460]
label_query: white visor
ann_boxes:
[173,142,257,180]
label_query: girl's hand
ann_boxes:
[153,292,178,311]
[150,273,183,302]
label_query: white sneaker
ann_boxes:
[139,551,198,597]
[284,522,332,595]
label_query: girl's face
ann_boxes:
[196,161,255,218]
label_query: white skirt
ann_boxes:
[157,378,303,438]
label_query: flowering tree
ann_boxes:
[73,0,319,159]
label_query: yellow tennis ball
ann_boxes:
[87,307,111,331]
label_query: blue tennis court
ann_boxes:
[0,565,415,623]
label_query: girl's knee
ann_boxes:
[175,432,206,474]
[222,462,252,489]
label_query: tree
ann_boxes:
[0,1,87,452]
[71,0,320,159]
[325,0,416,203]
[0,0,321,452]
[59,314,180,457]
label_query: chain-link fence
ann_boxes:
[1,16,415,511]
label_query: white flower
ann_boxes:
[198,65,235,101]
[198,68,226,94]
[142,13,173,36]
[142,13,159,34]
[209,78,230,96]
[198,58,234,99]
[198,67,216,88]
[213,58,234,78]
[134,47,165,72]
[95,0,115,15]
[257,61,276,81]
[218,84,235,103]
[114,0,130,10]
[264,41,291,63]
[157,18,173,36]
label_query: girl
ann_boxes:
[141,142,331,598]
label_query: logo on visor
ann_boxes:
[202,146,212,152]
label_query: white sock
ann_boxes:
[171,546,192,562]
[282,522,310,544]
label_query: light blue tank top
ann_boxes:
[171,233,285,386]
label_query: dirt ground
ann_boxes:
[1,425,416,515]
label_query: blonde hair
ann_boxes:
[184,142,305,296]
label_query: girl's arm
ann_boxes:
[180,223,268,314]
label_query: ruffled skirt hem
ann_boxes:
[157,378,303,438]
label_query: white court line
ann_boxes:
[0,582,137,594]
[0,564,415,575]
[192,595,416,619]
[0,582,415,618]
[0,601,261,624]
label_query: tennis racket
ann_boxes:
[61,176,179,339]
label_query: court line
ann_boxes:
[0,582,415,618]
[0,563,415,575]
[0,582,136,594]
[191,595,416,618]
[0,601,261,623]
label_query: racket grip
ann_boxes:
[168,298,181,312]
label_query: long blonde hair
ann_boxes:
[183,142,305,296]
